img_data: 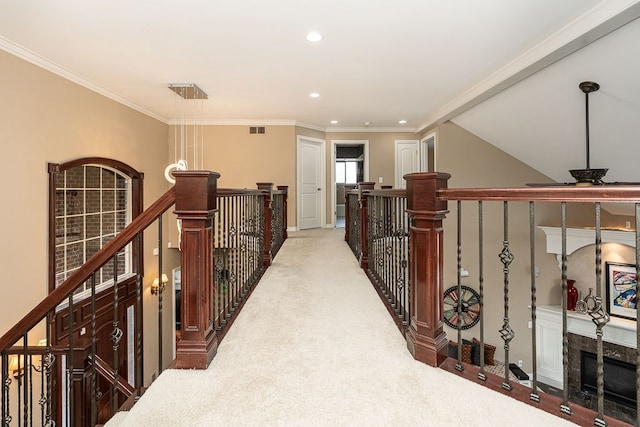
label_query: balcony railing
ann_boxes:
[0,172,287,426]
[347,173,640,426]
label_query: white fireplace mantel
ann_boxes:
[539,226,636,258]
[539,306,637,349]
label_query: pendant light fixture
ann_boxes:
[164,83,208,184]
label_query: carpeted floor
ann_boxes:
[107,228,576,427]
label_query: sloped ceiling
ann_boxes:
[0,0,640,198]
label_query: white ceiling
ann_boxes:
[1,1,640,187]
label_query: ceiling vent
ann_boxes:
[249,126,266,134]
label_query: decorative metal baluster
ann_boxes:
[499,201,514,391]
[635,202,640,426]
[401,197,409,326]
[43,314,53,427]
[478,201,486,382]
[529,202,539,402]
[560,202,571,415]
[91,273,98,427]
[589,203,609,427]
[135,233,144,398]
[2,350,11,427]
[68,291,74,424]
[28,354,33,427]
[456,201,464,372]
[22,334,28,427]
[111,252,123,416]
[157,214,164,375]
[39,344,44,425]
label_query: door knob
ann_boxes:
[317,188,321,191]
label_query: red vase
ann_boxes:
[567,279,578,311]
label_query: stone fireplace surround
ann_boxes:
[568,333,636,424]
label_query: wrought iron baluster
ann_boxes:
[560,202,571,415]
[158,214,164,375]
[2,350,10,427]
[44,314,53,427]
[135,233,143,398]
[68,291,74,424]
[529,201,539,402]
[402,197,409,325]
[478,201,486,382]
[28,354,33,427]
[91,273,98,427]
[589,203,609,427]
[111,252,122,416]
[455,201,464,372]
[22,333,28,427]
[498,201,514,391]
[39,343,45,425]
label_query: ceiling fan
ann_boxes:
[527,81,639,187]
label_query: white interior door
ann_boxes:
[297,137,325,230]
[395,140,419,189]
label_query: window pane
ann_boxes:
[86,166,100,189]
[336,162,346,183]
[346,162,357,183]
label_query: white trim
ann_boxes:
[330,140,369,228]
[417,0,640,132]
[0,35,167,123]
[296,135,326,229]
[420,132,436,172]
[326,126,416,133]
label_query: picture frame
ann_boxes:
[606,262,637,321]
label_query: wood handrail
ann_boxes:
[439,185,640,203]
[366,189,407,198]
[217,188,264,196]
[0,187,176,351]
[91,354,136,397]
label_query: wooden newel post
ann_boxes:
[358,182,375,269]
[405,172,450,367]
[257,182,273,267]
[173,170,219,369]
[277,185,288,240]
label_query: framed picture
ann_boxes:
[606,262,637,320]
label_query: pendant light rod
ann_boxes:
[578,81,599,170]
[168,83,208,100]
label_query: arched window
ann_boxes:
[48,158,143,296]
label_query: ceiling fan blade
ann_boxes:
[602,182,640,186]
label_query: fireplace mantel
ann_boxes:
[539,226,636,257]
[539,305,636,349]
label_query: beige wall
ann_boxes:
[0,50,173,383]
[436,121,584,371]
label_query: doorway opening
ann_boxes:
[331,140,369,228]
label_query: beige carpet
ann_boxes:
[108,228,576,427]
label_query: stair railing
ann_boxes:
[0,171,289,426]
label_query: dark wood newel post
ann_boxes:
[173,170,219,369]
[405,172,450,367]
[358,182,375,269]
[257,182,273,267]
[277,185,288,240]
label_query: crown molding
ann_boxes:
[0,35,168,123]
[326,126,417,133]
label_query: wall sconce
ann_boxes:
[8,355,26,379]
[151,274,169,295]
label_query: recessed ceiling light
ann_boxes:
[330,120,338,124]
[306,32,323,42]
[309,92,320,98]
[399,120,407,124]
[364,122,371,126]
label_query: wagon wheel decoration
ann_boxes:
[443,285,481,329]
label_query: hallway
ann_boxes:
[108,228,575,426]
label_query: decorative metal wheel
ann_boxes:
[443,285,481,329]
